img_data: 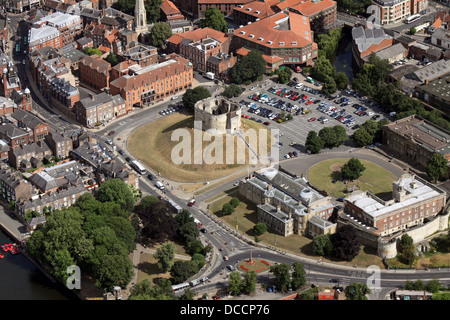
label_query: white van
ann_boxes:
[155,181,165,190]
[322,118,329,124]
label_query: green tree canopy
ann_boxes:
[105,52,119,66]
[154,242,175,273]
[345,282,371,300]
[83,47,102,57]
[148,22,172,48]
[97,179,135,213]
[269,263,291,292]
[231,51,266,84]
[228,271,242,296]
[145,0,163,23]
[241,271,257,295]
[332,225,361,261]
[341,158,366,181]
[335,71,349,90]
[253,222,268,236]
[291,262,306,290]
[182,86,211,110]
[312,234,334,256]
[305,130,324,154]
[222,84,242,98]
[198,7,228,33]
[426,153,448,183]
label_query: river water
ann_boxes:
[0,230,75,300]
[330,26,356,82]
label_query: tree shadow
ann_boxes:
[137,261,162,277]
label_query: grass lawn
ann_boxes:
[128,113,271,183]
[307,158,397,199]
[136,240,190,285]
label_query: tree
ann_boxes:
[253,222,268,236]
[427,279,442,293]
[432,292,450,300]
[137,200,178,244]
[148,22,172,49]
[353,126,374,147]
[332,125,348,146]
[318,126,337,148]
[231,51,266,84]
[222,84,242,98]
[182,86,211,110]
[291,262,306,290]
[398,234,416,265]
[229,197,240,208]
[228,271,242,295]
[154,242,175,273]
[341,158,365,181]
[93,253,134,291]
[410,27,417,35]
[83,47,102,57]
[334,71,349,90]
[345,282,371,300]
[278,68,292,84]
[221,203,234,216]
[97,179,135,213]
[145,0,163,23]
[426,153,448,183]
[310,56,336,83]
[114,0,135,14]
[321,75,337,95]
[129,279,175,300]
[170,260,196,284]
[312,234,334,256]
[105,52,119,66]
[305,131,324,154]
[269,263,291,292]
[241,271,257,294]
[198,7,227,33]
[332,225,361,261]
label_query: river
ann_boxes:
[0,230,76,300]
[330,26,356,82]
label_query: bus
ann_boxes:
[405,14,420,24]
[171,283,190,293]
[131,160,146,175]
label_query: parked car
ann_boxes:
[188,199,196,206]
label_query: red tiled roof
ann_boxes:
[234,11,315,49]
[167,27,228,45]
[80,55,111,75]
[110,55,192,92]
[432,17,442,30]
[161,0,183,15]
[236,47,282,65]
[233,0,278,19]
[291,0,336,17]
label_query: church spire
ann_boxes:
[134,0,148,35]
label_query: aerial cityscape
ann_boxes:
[0,0,449,305]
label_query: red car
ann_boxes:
[263,121,270,126]
[188,199,195,206]
[306,100,312,105]
[308,117,316,122]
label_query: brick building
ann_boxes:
[31,12,83,46]
[161,0,186,22]
[45,130,74,160]
[120,44,158,68]
[382,114,450,168]
[110,54,193,110]
[74,92,127,127]
[232,11,318,69]
[28,26,63,52]
[344,173,446,237]
[351,25,394,67]
[169,28,235,77]
[78,55,112,91]
[0,164,32,203]
[11,109,49,143]
[172,0,253,19]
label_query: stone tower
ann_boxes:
[134,0,148,35]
